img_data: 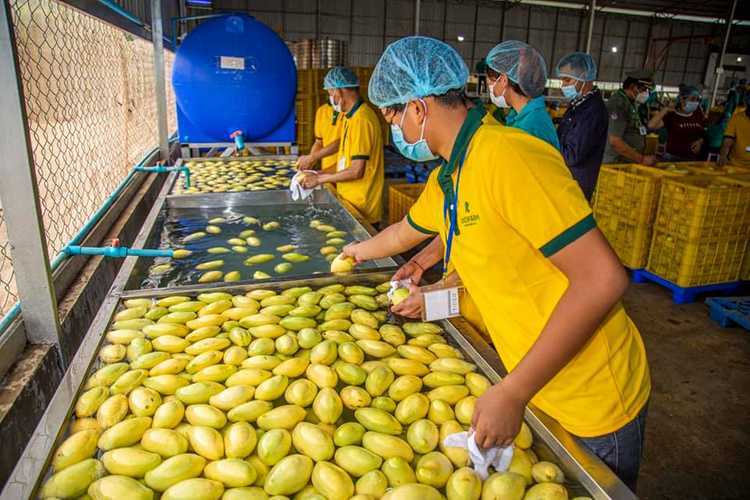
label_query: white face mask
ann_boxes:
[330,94,342,113]
[489,80,509,108]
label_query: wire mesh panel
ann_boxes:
[0,0,176,318]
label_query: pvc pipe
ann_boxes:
[0,144,164,336]
[710,0,738,108]
[134,165,191,188]
[96,0,144,27]
[63,246,173,258]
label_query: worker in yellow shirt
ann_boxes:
[301,67,384,227]
[345,36,651,492]
[297,101,343,172]
[719,93,750,167]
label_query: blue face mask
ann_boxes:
[683,101,699,113]
[561,81,580,100]
[390,99,439,162]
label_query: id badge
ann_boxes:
[337,156,346,172]
[639,125,647,136]
[420,281,461,321]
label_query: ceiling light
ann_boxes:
[457,35,465,42]
[611,46,618,53]
[737,57,743,62]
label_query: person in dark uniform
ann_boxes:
[555,52,608,201]
[602,71,656,165]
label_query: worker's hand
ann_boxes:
[342,241,368,264]
[690,139,704,155]
[391,283,423,318]
[641,155,657,166]
[300,172,322,189]
[717,155,728,166]
[296,154,317,170]
[472,382,526,449]
[392,260,425,284]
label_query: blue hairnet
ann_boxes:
[368,36,469,108]
[556,52,597,81]
[323,67,359,89]
[485,40,548,98]
[678,84,700,98]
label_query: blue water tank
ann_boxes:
[173,14,296,144]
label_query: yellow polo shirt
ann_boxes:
[725,110,750,167]
[314,104,344,171]
[337,100,385,223]
[408,108,650,437]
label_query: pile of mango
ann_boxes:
[174,160,296,194]
[148,217,351,284]
[42,283,582,500]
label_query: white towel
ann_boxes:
[387,278,412,301]
[289,171,319,201]
[443,431,515,480]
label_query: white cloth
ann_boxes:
[443,431,514,480]
[289,171,319,201]
[387,278,412,301]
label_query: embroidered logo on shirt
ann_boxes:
[460,201,479,227]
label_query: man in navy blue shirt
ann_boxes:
[555,52,608,201]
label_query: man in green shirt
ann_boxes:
[603,71,656,165]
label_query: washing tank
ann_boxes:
[173,13,296,145]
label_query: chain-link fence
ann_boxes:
[0,0,176,318]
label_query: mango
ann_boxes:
[509,448,533,485]
[361,432,413,462]
[255,374,289,400]
[356,470,388,498]
[306,364,338,388]
[333,422,366,447]
[313,387,343,424]
[523,483,569,500]
[403,322,442,336]
[88,475,154,500]
[337,363,367,386]
[371,396,397,413]
[388,375,423,401]
[99,344,127,363]
[285,379,318,407]
[75,386,111,418]
[224,421,257,459]
[349,295,378,311]
[101,447,162,477]
[407,418,439,454]
[69,417,101,435]
[430,343,463,359]
[144,453,206,491]
[41,458,106,499]
[354,408,402,435]
[455,396,476,425]
[199,270,224,283]
[532,461,565,484]
[428,399,455,425]
[107,329,145,345]
[385,358,429,376]
[151,358,189,377]
[176,381,225,404]
[143,374,190,395]
[481,472,526,500]
[162,478,224,500]
[186,404,227,428]
[330,254,355,273]
[379,325,406,346]
[188,425,224,460]
[205,458,257,487]
[381,456,416,487]
[98,416,151,450]
[282,252,309,263]
[382,483,443,500]
[440,420,470,468]
[395,393,430,424]
[312,461,354,500]
[292,421,335,462]
[222,486,268,500]
[334,446,382,477]
[430,358,476,374]
[428,385,470,405]
[257,429,292,466]
[514,422,534,449]
[416,451,454,487]
[263,454,313,496]
[96,394,129,428]
[257,404,306,430]
[141,428,189,457]
[52,429,99,471]
[228,400,274,423]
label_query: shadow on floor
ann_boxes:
[624,282,750,500]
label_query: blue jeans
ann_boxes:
[575,404,648,493]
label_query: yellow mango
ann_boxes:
[97,417,152,450]
[257,404,306,430]
[101,447,162,477]
[292,421,335,462]
[41,458,106,499]
[224,421,257,459]
[162,478,224,500]
[381,456,416,487]
[257,428,292,466]
[263,454,313,496]
[88,475,154,500]
[52,429,99,471]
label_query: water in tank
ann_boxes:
[172,13,296,145]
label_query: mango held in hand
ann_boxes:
[331,254,355,273]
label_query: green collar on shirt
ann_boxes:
[345,99,363,119]
[505,95,545,126]
[331,110,340,125]
[437,105,486,210]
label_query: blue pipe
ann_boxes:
[0,143,169,335]
[96,0,144,27]
[63,245,173,258]
[134,165,191,188]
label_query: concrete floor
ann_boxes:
[623,282,750,500]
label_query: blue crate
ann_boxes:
[705,297,750,330]
[631,269,744,304]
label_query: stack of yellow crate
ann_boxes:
[719,173,750,281]
[593,164,687,269]
[647,176,750,287]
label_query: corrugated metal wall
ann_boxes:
[115,0,747,88]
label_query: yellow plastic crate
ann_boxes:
[647,229,748,287]
[742,247,750,281]
[596,210,652,269]
[593,163,688,225]
[654,177,750,240]
[388,184,425,225]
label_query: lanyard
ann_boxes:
[441,150,466,277]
